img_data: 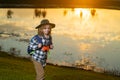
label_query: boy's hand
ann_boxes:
[50,45,54,49]
[38,43,42,48]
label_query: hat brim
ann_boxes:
[35,23,55,29]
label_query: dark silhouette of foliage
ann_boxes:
[7,10,13,19]
[63,10,67,16]
[42,9,47,18]
[90,9,96,17]
[34,9,41,18]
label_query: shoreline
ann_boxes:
[0,4,120,10]
[1,51,120,80]
[0,0,120,10]
[0,51,120,77]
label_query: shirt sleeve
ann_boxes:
[50,36,53,45]
[29,37,39,51]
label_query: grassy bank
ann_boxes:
[0,51,36,80]
[0,51,120,80]
[45,65,120,80]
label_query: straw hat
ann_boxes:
[35,19,55,29]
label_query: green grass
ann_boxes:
[0,51,120,80]
[0,51,36,80]
[45,65,120,80]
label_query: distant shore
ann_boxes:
[0,0,120,10]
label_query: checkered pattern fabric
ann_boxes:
[28,35,52,67]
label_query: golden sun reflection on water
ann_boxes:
[74,8,90,17]
[0,8,120,71]
[79,43,92,51]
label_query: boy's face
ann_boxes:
[42,25,51,35]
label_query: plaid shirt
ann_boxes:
[29,35,52,67]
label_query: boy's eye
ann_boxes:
[44,28,50,29]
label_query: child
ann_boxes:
[28,19,55,80]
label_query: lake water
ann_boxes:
[0,8,120,71]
